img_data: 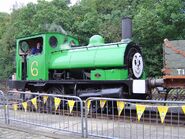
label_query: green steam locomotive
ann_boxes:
[9,17,148,99]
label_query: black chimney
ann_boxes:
[122,17,132,40]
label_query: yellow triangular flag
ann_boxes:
[22,102,27,112]
[182,105,185,114]
[54,97,61,110]
[86,100,91,114]
[43,96,48,104]
[4,105,7,110]
[158,106,168,123]
[68,100,75,113]
[116,101,125,116]
[13,104,18,111]
[31,97,37,110]
[136,104,146,121]
[100,100,106,109]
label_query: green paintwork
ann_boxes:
[105,69,128,80]
[16,33,79,80]
[49,43,127,69]
[91,69,128,80]
[27,54,47,80]
[88,35,105,46]
[91,69,106,80]
[15,32,137,81]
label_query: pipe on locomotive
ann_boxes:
[148,79,164,88]
[122,17,132,40]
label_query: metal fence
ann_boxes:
[6,90,84,137]
[0,90,185,139]
[0,90,6,124]
[84,97,185,139]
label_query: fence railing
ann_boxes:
[5,90,84,137]
[0,90,6,124]
[0,90,185,138]
[84,97,185,139]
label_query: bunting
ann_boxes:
[31,97,37,110]
[68,100,75,113]
[13,104,18,111]
[158,106,168,123]
[54,97,61,110]
[136,104,146,121]
[181,105,185,115]
[86,100,91,114]
[100,100,106,109]
[22,102,27,112]
[116,101,125,116]
[43,96,48,104]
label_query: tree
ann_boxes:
[0,0,185,79]
[133,0,185,76]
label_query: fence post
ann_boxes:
[5,93,10,125]
[0,90,7,124]
[84,100,88,138]
[79,98,84,137]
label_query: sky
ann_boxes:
[0,0,77,13]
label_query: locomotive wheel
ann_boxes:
[126,46,143,79]
[46,86,64,113]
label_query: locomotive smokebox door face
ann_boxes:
[132,52,143,78]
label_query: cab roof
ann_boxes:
[16,32,78,41]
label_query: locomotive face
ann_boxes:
[132,52,143,78]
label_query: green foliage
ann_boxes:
[133,0,185,76]
[0,0,185,79]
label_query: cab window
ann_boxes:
[19,37,43,55]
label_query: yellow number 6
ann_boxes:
[31,61,38,76]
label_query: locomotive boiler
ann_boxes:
[9,17,148,99]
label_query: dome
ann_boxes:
[88,35,104,46]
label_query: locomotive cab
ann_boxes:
[16,33,79,81]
